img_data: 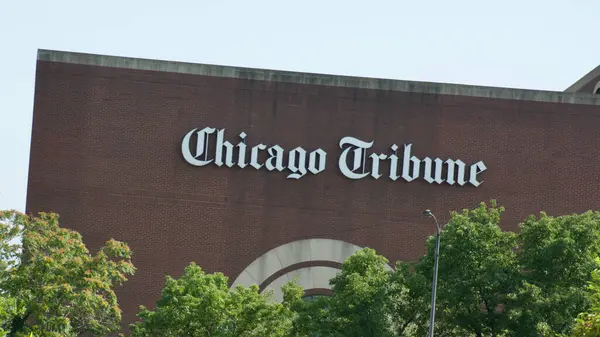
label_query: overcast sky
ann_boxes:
[0,0,598,212]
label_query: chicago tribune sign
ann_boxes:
[182,127,487,187]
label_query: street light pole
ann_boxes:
[423,209,441,337]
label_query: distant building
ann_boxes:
[27,50,600,329]
[564,64,600,94]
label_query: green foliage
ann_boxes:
[121,203,600,336]
[567,262,600,336]
[510,211,600,336]
[0,210,136,337]
[284,248,395,337]
[386,261,429,336]
[0,296,19,337]
[283,284,333,337]
[130,262,295,337]
[0,211,23,337]
[326,248,393,337]
[4,202,600,337]
[413,201,520,336]
[571,269,600,337]
[287,201,600,337]
[518,211,600,288]
[572,311,600,337]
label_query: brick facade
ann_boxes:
[27,52,600,329]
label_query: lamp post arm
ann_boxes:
[430,214,441,235]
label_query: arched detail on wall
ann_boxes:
[230,238,393,302]
[303,288,333,298]
[594,81,600,94]
[260,266,340,302]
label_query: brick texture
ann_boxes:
[27,60,600,329]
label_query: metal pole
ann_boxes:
[424,211,441,337]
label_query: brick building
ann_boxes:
[26,50,600,327]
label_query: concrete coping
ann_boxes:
[37,49,600,106]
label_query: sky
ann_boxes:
[0,0,598,212]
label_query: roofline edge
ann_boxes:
[37,49,600,106]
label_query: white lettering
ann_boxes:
[338,136,373,179]
[215,129,235,167]
[308,149,327,174]
[370,153,388,179]
[446,159,467,186]
[265,145,285,171]
[181,127,216,166]
[388,144,400,181]
[250,144,267,169]
[237,132,248,168]
[423,157,445,184]
[287,147,307,179]
[181,126,487,186]
[469,161,487,187]
[401,144,420,182]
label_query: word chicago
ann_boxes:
[181,127,487,187]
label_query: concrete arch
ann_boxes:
[230,238,393,301]
[260,266,341,302]
[594,81,600,94]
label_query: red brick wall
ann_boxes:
[27,60,600,328]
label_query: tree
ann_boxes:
[0,211,22,337]
[397,202,600,337]
[571,264,600,336]
[281,280,333,337]
[510,211,600,336]
[413,201,520,337]
[284,202,600,337]
[0,296,19,337]
[0,210,136,337]
[294,248,394,337]
[129,262,295,337]
[328,248,394,337]
[386,261,430,336]
[282,248,396,337]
